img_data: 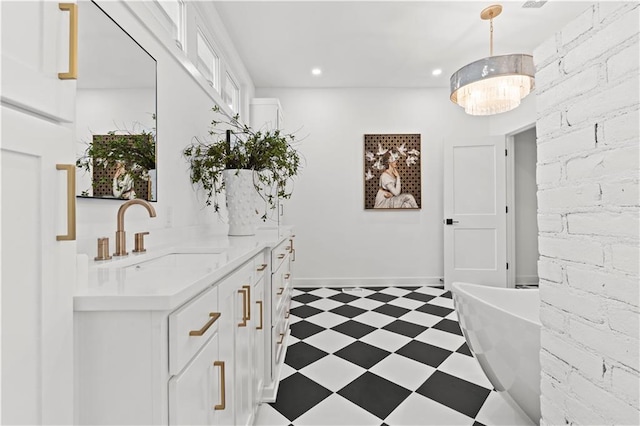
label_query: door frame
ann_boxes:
[505,123,536,288]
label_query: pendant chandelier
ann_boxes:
[450,4,535,116]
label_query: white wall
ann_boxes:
[514,127,539,284]
[534,3,639,424]
[256,87,489,286]
[75,1,255,256]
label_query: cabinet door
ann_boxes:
[1,1,76,121]
[252,275,265,406]
[234,266,255,426]
[168,332,222,426]
[1,106,76,425]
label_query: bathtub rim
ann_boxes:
[451,281,542,327]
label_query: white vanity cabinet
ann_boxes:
[75,251,267,426]
[263,235,295,401]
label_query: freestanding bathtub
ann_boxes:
[451,282,541,425]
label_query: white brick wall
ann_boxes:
[534,3,639,425]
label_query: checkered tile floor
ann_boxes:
[255,286,534,426]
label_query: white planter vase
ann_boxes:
[223,169,257,236]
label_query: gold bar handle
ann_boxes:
[292,248,296,262]
[58,3,78,80]
[277,287,284,296]
[289,238,294,253]
[284,273,291,280]
[256,263,267,272]
[238,289,247,327]
[277,333,285,345]
[243,285,251,321]
[285,310,290,319]
[256,301,263,330]
[56,164,76,241]
[278,253,286,259]
[213,361,225,410]
[188,312,220,336]
[285,246,291,251]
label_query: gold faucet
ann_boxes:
[114,199,157,256]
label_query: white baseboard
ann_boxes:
[291,276,444,288]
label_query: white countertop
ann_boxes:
[74,227,292,312]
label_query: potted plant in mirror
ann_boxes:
[76,124,156,200]
[183,105,301,236]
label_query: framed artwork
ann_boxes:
[364,134,421,210]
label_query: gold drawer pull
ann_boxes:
[238,289,247,327]
[256,300,263,330]
[189,312,221,336]
[56,164,76,241]
[277,333,285,345]
[292,248,296,262]
[277,287,284,296]
[285,310,290,319]
[213,361,226,410]
[285,246,291,251]
[284,273,291,280]
[58,3,78,80]
[256,263,267,271]
[278,254,286,259]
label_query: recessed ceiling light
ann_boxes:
[432,68,442,76]
[311,68,322,76]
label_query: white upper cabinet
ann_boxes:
[1,1,77,121]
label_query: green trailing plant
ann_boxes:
[76,121,156,198]
[183,105,301,219]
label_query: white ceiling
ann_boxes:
[213,0,593,89]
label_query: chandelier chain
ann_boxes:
[489,17,494,56]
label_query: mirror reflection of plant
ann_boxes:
[183,105,302,219]
[76,120,156,198]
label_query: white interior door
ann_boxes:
[444,136,507,289]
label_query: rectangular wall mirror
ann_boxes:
[76,0,158,201]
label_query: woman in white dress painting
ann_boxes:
[374,151,418,209]
[112,161,136,199]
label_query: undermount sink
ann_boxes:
[97,247,227,270]
[125,252,225,270]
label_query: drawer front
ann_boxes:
[169,285,219,375]
[168,332,221,426]
[273,266,291,316]
[273,316,287,365]
[254,250,268,284]
[271,239,291,272]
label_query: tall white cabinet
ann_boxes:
[250,98,288,226]
[1,2,77,424]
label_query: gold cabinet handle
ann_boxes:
[285,310,290,319]
[277,333,285,345]
[58,3,78,80]
[285,246,291,251]
[238,289,247,327]
[256,263,267,271]
[289,239,294,253]
[188,312,220,336]
[243,285,251,321]
[278,253,286,259]
[56,164,76,241]
[277,287,284,296]
[284,273,291,280]
[256,301,263,330]
[292,248,296,262]
[213,361,226,410]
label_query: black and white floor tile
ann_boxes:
[255,286,534,426]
